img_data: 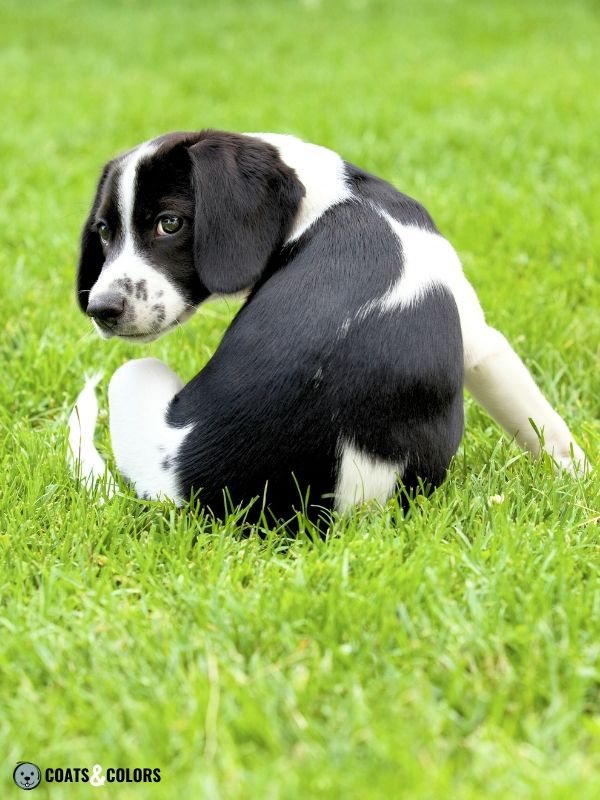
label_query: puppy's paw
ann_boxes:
[551,442,590,477]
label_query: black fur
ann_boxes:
[77,163,111,311]
[188,131,305,294]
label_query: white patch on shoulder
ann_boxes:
[377,214,450,310]
[356,210,454,320]
[108,358,192,503]
[335,440,402,513]
[353,207,488,369]
[246,132,353,240]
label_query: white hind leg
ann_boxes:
[108,358,191,502]
[451,268,587,474]
[463,325,587,473]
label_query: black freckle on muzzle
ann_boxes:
[114,277,134,295]
[135,279,148,301]
[153,303,166,323]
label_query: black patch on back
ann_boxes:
[344,162,439,232]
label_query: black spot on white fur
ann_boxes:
[115,277,133,295]
[135,280,148,300]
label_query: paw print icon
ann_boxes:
[13,763,41,790]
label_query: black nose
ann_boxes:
[86,292,125,326]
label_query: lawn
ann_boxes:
[0,0,599,797]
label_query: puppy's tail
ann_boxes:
[68,373,117,498]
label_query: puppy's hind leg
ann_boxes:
[464,325,588,474]
[445,257,587,474]
[108,358,190,503]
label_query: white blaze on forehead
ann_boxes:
[118,140,159,246]
[245,133,353,241]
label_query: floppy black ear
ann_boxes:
[187,132,304,295]
[76,165,110,312]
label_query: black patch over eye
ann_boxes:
[97,222,110,244]
[156,215,183,235]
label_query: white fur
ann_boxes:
[369,214,445,311]
[357,212,484,356]
[335,441,401,512]
[89,248,193,341]
[463,329,588,472]
[108,358,192,502]
[248,133,353,241]
[68,373,117,496]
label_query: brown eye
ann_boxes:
[157,216,183,235]
[97,223,110,244]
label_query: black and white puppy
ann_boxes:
[70,130,585,519]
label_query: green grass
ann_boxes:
[1,0,599,797]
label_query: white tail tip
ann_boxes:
[68,372,117,498]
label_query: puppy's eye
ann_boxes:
[157,216,183,236]
[97,223,110,244]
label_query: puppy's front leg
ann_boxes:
[108,358,190,502]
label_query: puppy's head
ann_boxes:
[77,130,304,341]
